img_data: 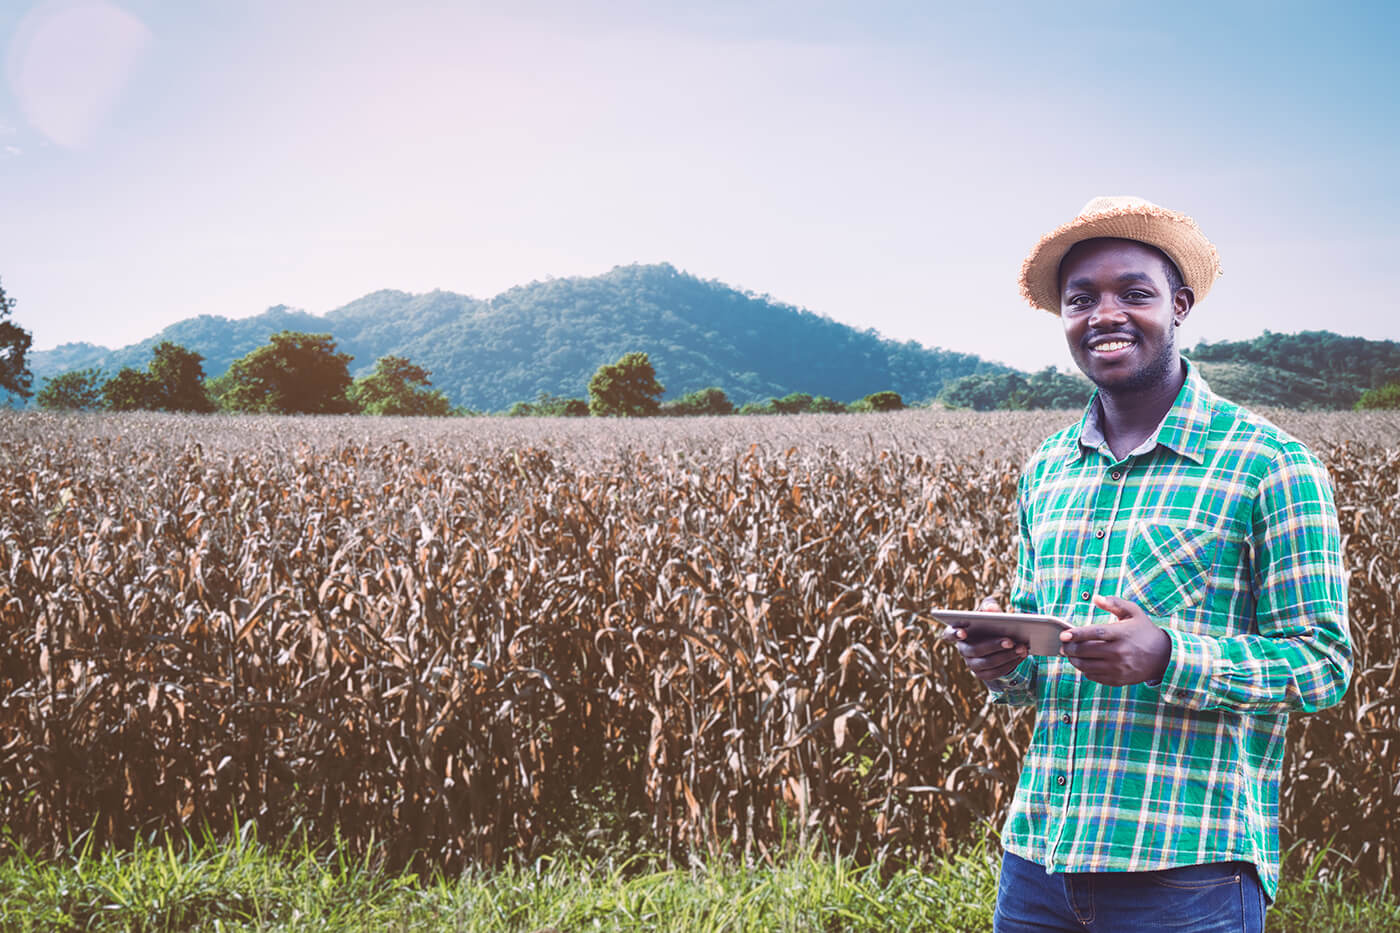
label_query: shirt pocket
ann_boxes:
[1122,520,1220,617]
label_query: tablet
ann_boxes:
[929,609,1071,657]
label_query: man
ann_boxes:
[944,196,1352,932]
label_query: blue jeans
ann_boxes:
[994,850,1267,933]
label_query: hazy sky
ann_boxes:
[2,0,1397,373]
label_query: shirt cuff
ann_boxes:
[1154,627,1222,709]
[987,656,1036,703]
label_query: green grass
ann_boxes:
[0,828,1394,932]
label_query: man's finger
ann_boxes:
[978,595,1003,612]
[1064,655,1114,674]
[958,636,1026,659]
[1060,639,1115,660]
[969,646,1029,679]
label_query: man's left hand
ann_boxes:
[1058,595,1172,686]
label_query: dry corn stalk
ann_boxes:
[0,411,1394,889]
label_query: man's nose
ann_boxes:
[1088,297,1128,327]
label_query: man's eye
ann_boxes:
[1124,290,1151,300]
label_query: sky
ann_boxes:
[1,0,1397,374]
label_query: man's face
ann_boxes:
[1058,238,1192,394]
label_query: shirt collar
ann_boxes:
[1067,357,1211,465]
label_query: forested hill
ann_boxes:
[1183,331,1400,409]
[31,264,1011,410]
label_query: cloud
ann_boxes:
[3,146,20,157]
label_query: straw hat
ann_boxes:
[1018,196,1222,314]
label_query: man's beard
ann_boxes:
[1086,333,1178,393]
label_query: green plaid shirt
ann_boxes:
[991,359,1351,899]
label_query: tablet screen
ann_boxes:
[929,609,1071,657]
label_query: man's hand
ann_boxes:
[1058,595,1172,686]
[941,595,1030,684]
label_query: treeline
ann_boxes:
[935,367,1092,411]
[1178,331,1400,409]
[28,263,1009,411]
[934,332,1400,412]
[33,335,909,417]
[30,330,1400,417]
[1187,330,1400,389]
[36,335,455,416]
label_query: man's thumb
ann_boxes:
[1092,594,1134,619]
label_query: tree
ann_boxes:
[587,351,664,417]
[0,278,33,400]
[348,355,451,416]
[739,392,849,415]
[1356,383,1400,410]
[662,386,735,416]
[849,390,904,412]
[147,341,216,412]
[1022,367,1091,409]
[938,372,1029,411]
[508,392,590,417]
[773,392,815,414]
[92,342,214,413]
[215,332,355,414]
[36,368,105,411]
[738,399,777,415]
[938,368,1088,411]
[103,367,160,411]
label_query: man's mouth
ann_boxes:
[1087,336,1136,356]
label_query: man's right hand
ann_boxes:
[940,595,1030,683]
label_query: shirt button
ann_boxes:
[1095,528,1105,539]
[1081,591,1091,601]
[1111,470,1122,480]
[1056,775,1067,786]
[1061,713,1071,724]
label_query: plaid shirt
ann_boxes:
[991,359,1351,899]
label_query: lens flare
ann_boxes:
[6,0,152,148]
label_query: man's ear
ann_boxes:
[1173,286,1195,326]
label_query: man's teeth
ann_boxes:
[1095,340,1132,352]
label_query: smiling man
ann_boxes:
[944,197,1353,932]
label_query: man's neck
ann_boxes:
[1096,361,1187,460]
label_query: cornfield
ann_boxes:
[0,410,1396,889]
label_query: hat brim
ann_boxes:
[1018,204,1221,314]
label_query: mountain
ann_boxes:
[30,264,1011,410]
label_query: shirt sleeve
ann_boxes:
[987,470,1040,707]
[1155,442,1352,714]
